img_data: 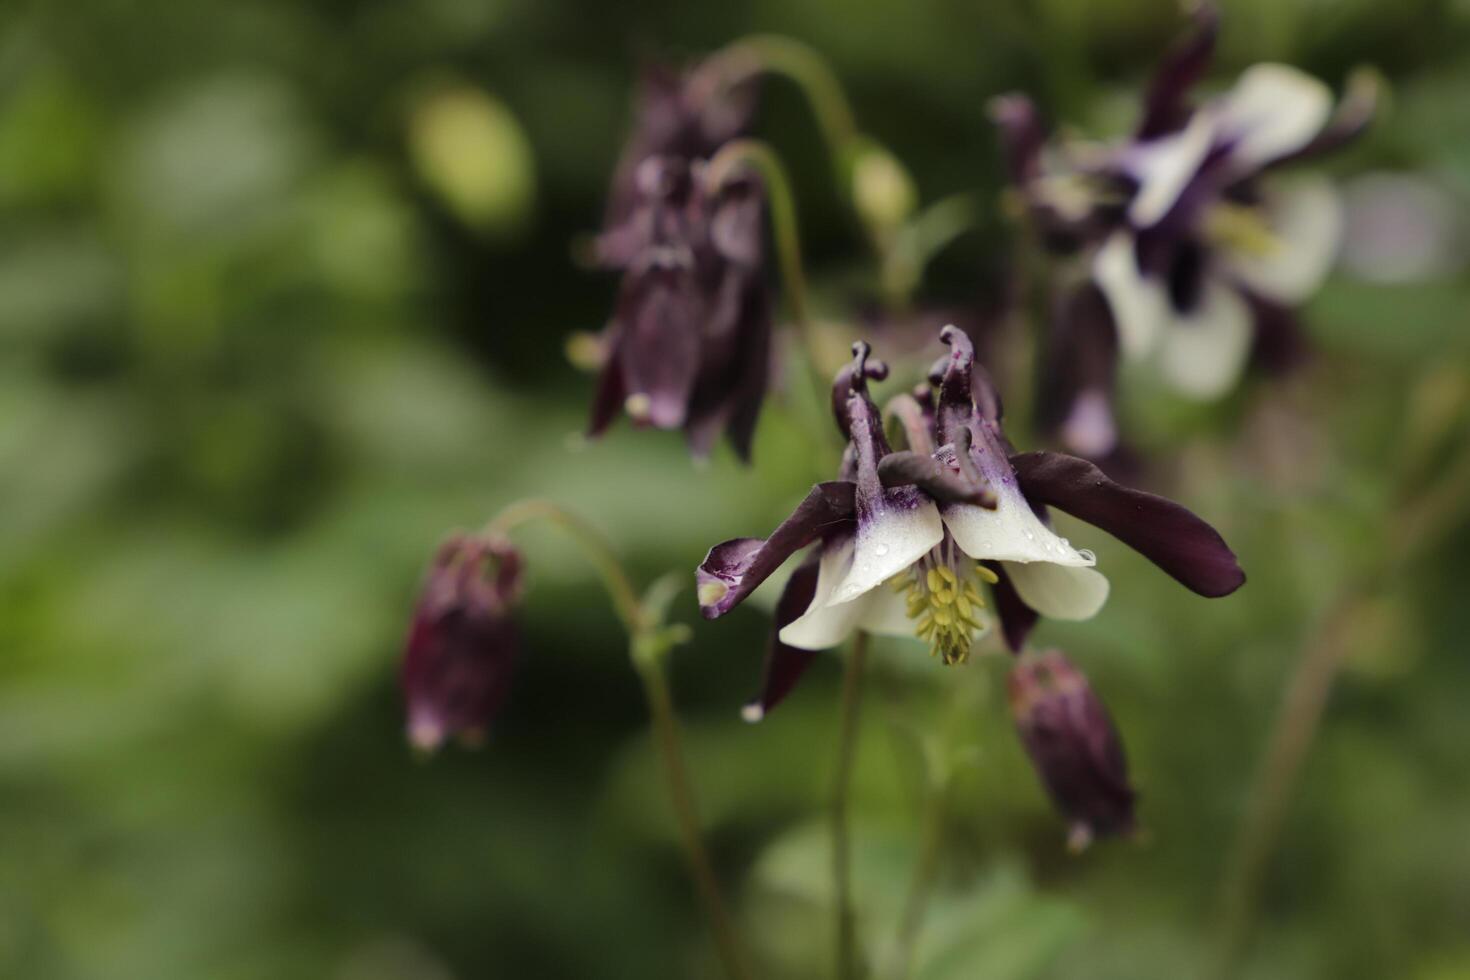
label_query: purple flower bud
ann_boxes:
[401,533,523,752]
[1008,650,1136,850]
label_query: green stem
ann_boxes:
[885,781,947,980]
[881,192,983,309]
[832,631,870,980]
[483,500,754,980]
[485,499,644,632]
[709,34,859,166]
[636,653,759,980]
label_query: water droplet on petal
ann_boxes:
[875,543,890,556]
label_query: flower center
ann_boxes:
[893,539,998,665]
[1203,202,1278,257]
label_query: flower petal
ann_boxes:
[743,556,822,722]
[619,263,703,428]
[696,481,856,619]
[1222,176,1342,303]
[942,483,1096,567]
[1137,4,1219,139]
[1125,112,1216,228]
[878,450,996,506]
[1009,450,1246,597]
[1213,63,1332,172]
[828,495,943,606]
[1002,560,1110,621]
[779,537,871,650]
[1157,276,1253,399]
[1093,232,1170,360]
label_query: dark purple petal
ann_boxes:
[587,326,627,438]
[696,481,857,619]
[986,561,1040,654]
[618,263,703,429]
[743,556,822,721]
[1137,4,1219,140]
[1245,290,1310,375]
[1037,281,1121,459]
[1010,451,1246,597]
[832,340,889,440]
[878,448,995,506]
[1009,650,1136,847]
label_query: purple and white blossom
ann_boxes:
[696,326,1245,720]
[995,6,1376,457]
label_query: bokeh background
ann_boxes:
[4,0,1470,977]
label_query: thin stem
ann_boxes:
[708,34,859,165]
[885,782,947,980]
[637,655,758,980]
[482,500,754,980]
[832,631,870,980]
[485,499,644,632]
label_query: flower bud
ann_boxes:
[848,138,917,237]
[401,533,523,752]
[1008,650,1136,850]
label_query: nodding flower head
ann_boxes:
[1009,650,1136,851]
[401,533,523,752]
[696,327,1245,720]
[586,61,771,462]
[994,4,1377,452]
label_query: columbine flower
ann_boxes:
[697,326,1245,719]
[401,532,523,752]
[588,64,771,460]
[1009,649,1135,851]
[994,6,1375,455]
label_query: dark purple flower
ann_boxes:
[401,533,523,752]
[1009,649,1136,850]
[993,6,1376,451]
[696,326,1244,718]
[588,64,771,461]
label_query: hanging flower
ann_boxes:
[588,63,772,460]
[1009,649,1136,851]
[696,326,1245,719]
[401,532,523,752]
[994,5,1376,455]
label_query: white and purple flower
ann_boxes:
[696,326,1246,719]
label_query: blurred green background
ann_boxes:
[4,0,1470,977]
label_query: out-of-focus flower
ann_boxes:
[588,64,771,460]
[1009,649,1136,850]
[696,327,1245,718]
[1339,172,1467,283]
[589,156,771,459]
[995,6,1377,456]
[401,533,523,752]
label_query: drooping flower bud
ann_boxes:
[1008,650,1136,850]
[401,533,523,752]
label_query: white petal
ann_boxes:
[1093,232,1170,360]
[856,582,919,639]
[1212,64,1332,171]
[1157,278,1254,399]
[1222,177,1342,302]
[828,497,943,606]
[943,486,1096,567]
[1125,112,1216,227]
[1003,561,1110,620]
[779,539,867,650]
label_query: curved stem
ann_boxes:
[709,34,859,165]
[485,499,644,633]
[832,631,870,980]
[482,500,754,980]
[637,655,758,980]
